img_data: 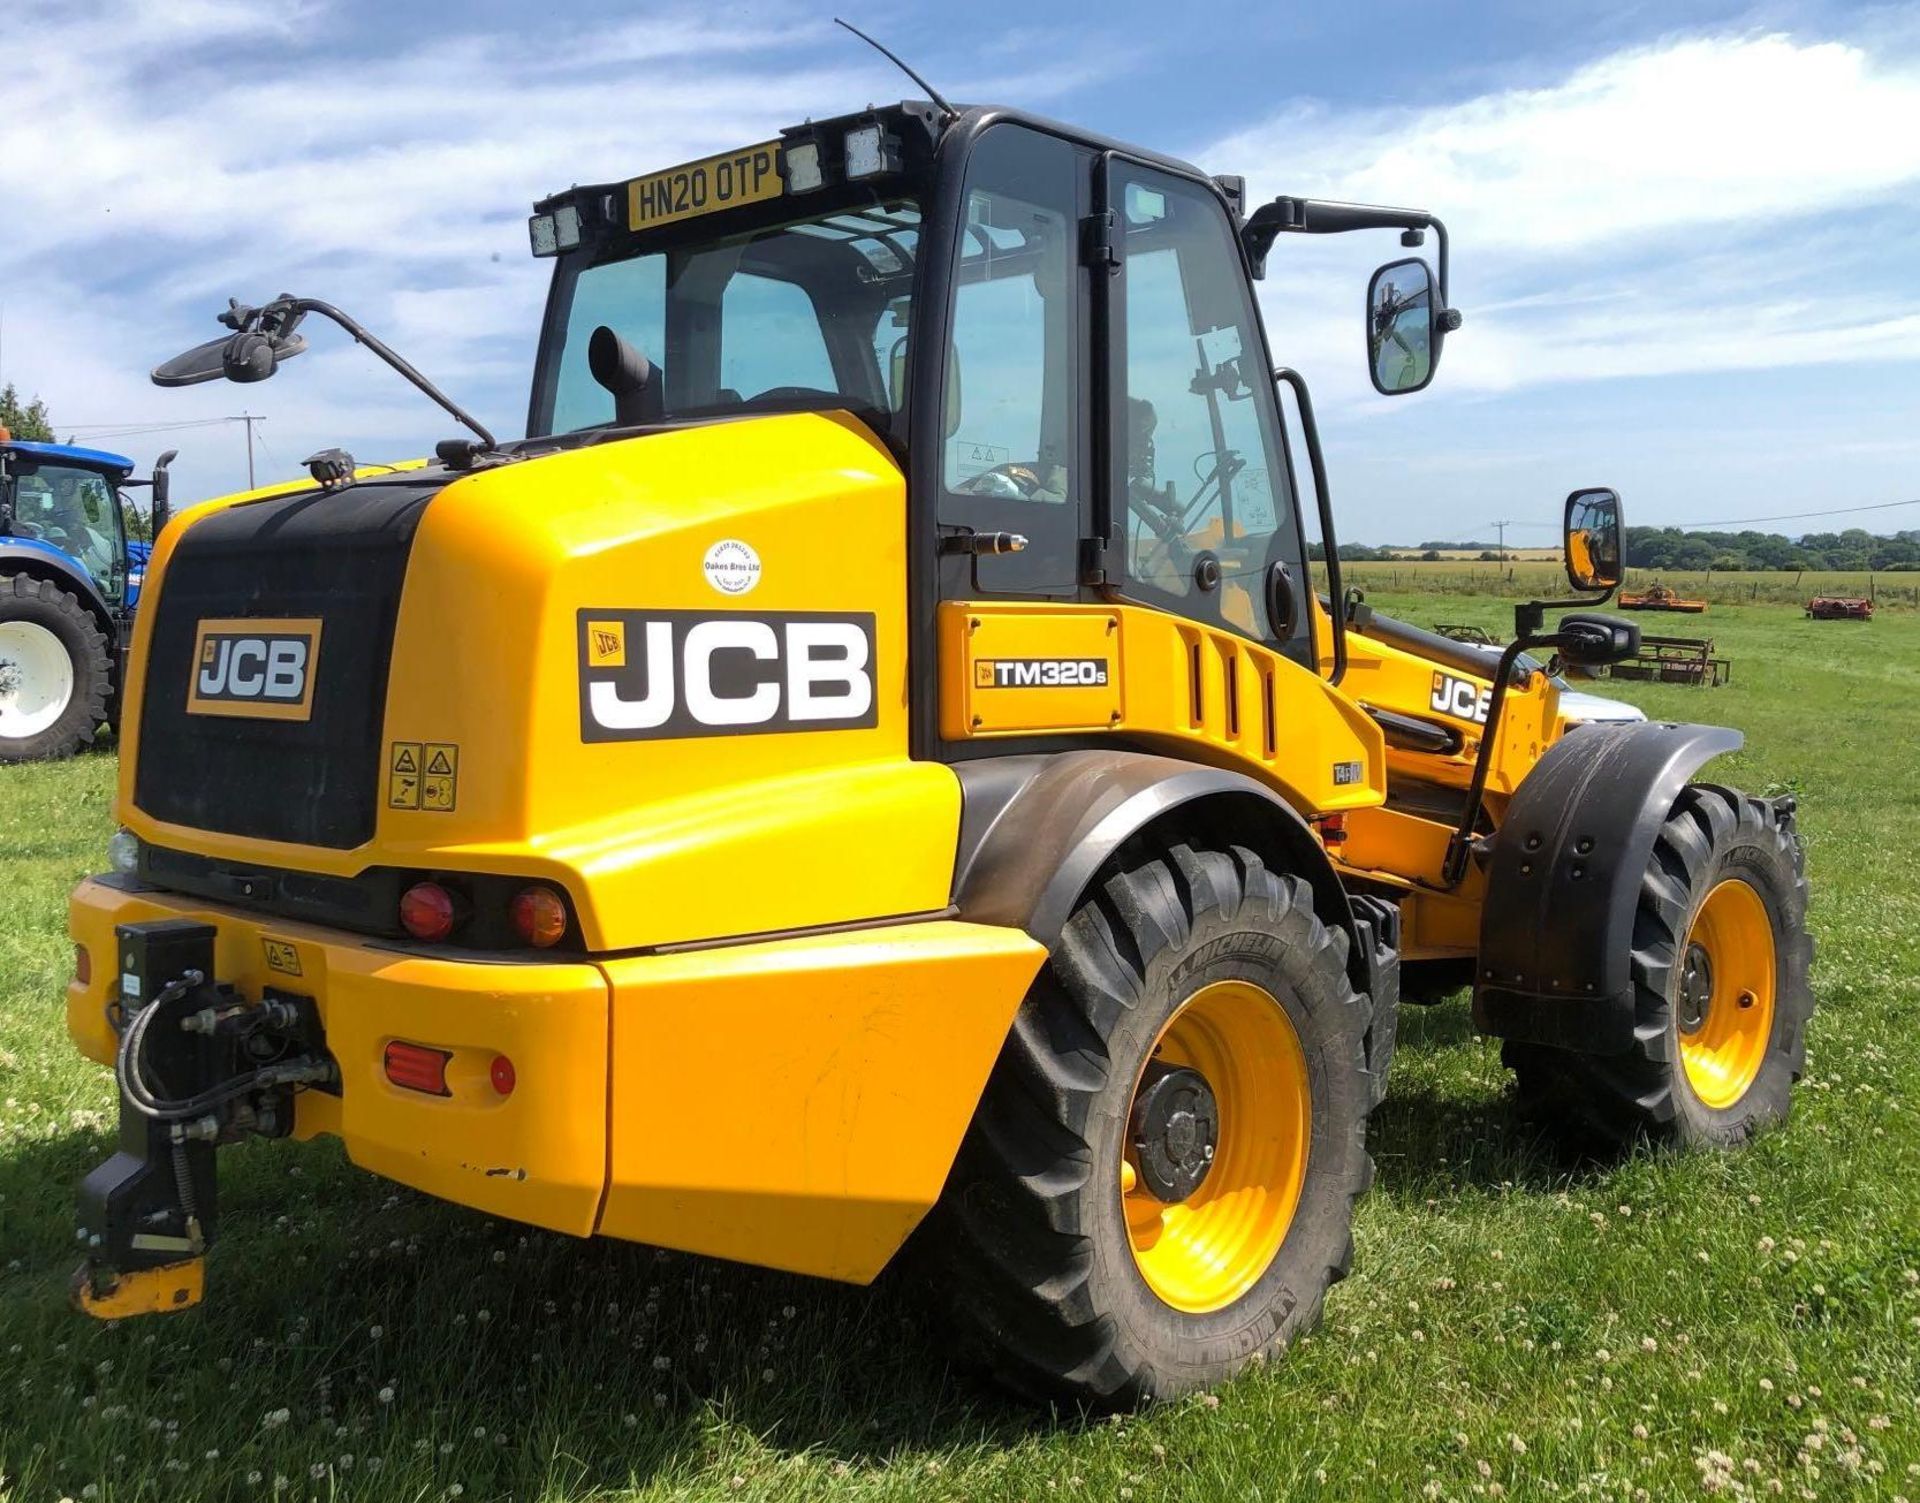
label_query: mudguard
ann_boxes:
[950,751,1380,996]
[1473,720,1743,1052]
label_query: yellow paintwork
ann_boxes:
[599,920,1046,1281]
[117,415,960,952]
[940,601,1387,815]
[70,879,611,1235]
[70,878,1046,1280]
[71,1257,205,1318]
[1125,979,1309,1312]
[1679,878,1777,1109]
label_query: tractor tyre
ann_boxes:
[1505,785,1813,1150]
[927,842,1375,1407]
[0,574,110,763]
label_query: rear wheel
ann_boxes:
[1506,785,1812,1149]
[0,575,110,762]
[928,842,1374,1407]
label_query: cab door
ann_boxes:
[1102,159,1313,667]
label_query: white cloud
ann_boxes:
[1206,31,1920,406]
[1219,33,1920,250]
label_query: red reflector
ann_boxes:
[384,1041,452,1096]
[490,1055,516,1096]
[74,945,91,986]
[509,885,568,948]
[399,882,456,943]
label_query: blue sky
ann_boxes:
[4,0,1918,544]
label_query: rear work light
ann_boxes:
[399,881,457,943]
[384,1041,452,1096]
[509,885,568,948]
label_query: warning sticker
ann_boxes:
[262,939,302,977]
[422,743,459,811]
[388,741,423,809]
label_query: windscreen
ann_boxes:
[5,461,126,601]
[531,198,921,438]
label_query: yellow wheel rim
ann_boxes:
[1123,979,1310,1314]
[1677,878,1777,1110]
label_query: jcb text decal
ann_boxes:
[579,610,877,742]
[187,618,323,721]
[1430,671,1492,725]
[974,658,1111,689]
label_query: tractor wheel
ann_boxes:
[1505,785,1813,1149]
[928,842,1374,1407]
[0,575,110,762]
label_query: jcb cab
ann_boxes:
[68,100,1812,1405]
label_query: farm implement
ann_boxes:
[1619,580,1708,613]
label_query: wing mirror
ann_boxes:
[152,299,309,388]
[1366,257,1445,394]
[1564,486,1623,592]
[1556,611,1640,667]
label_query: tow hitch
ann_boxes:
[72,919,337,1318]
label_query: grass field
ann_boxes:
[3,599,1918,1501]
[1341,562,1920,611]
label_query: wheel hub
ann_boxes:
[1128,1062,1218,1202]
[1678,941,1714,1034]
[0,620,76,739]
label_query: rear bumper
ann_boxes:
[68,877,610,1236]
[69,877,1049,1283]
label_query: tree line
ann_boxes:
[1311,526,1920,571]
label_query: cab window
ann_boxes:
[938,125,1083,594]
[10,463,126,604]
[1114,169,1298,640]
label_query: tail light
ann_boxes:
[74,945,91,985]
[509,885,568,948]
[399,881,457,942]
[383,1041,452,1096]
[490,1055,517,1096]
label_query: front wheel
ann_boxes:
[927,842,1375,1407]
[0,575,111,762]
[1506,785,1813,1148]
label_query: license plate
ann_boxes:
[627,143,783,232]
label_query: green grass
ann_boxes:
[4,602,1919,1501]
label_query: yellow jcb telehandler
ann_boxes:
[66,96,1812,1407]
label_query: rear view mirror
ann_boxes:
[1366,257,1435,394]
[152,298,309,388]
[1564,487,1623,592]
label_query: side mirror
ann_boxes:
[1366,257,1437,394]
[1563,486,1623,592]
[1556,611,1640,667]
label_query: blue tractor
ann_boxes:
[0,431,174,761]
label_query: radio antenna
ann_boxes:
[834,18,956,122]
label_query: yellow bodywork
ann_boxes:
[117,414,959,951]
[70,879,1043,1277]
[71,404,1595,1296]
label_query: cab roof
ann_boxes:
[0,439,136,477]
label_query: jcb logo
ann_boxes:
[579,609,877,742]
[1430,671,1492,725]
[974,657,1110,689]
[187,618,323,721]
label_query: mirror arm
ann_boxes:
[269,297,498,452]
[1273,367,1345,686]
[1243,197,1457,310]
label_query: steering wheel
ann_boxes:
[742,385,846,409]
[955,462,1050,501]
